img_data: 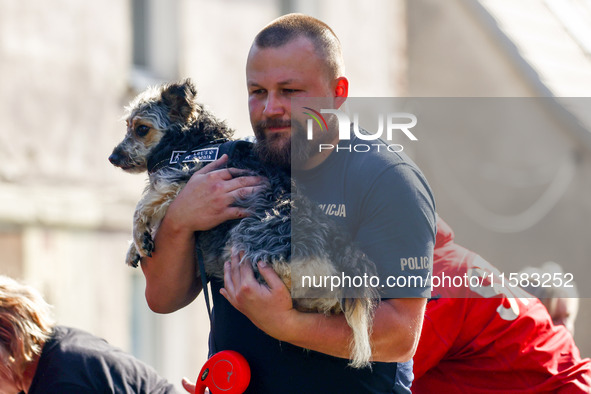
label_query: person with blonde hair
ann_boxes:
[0,275,178,393]
[0,275,54,393]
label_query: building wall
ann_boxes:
[407,0,591,356]
[0,0,159,382]
[0,0,408,389]
[0,0,132,185]
[0,0,136,338]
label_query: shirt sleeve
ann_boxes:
[354,163,436,298]
[412,297,465,379]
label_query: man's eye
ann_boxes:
[136,125,150,137]
[283,89,299,94]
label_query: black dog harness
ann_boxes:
[147,139,252,174]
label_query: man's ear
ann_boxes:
[334,77,348,108]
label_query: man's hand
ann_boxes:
[181,377,197,393]
[220,252,295,340]
[167,154,265,233]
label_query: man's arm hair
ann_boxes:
[280,297,426,363]
[141,212,202,313]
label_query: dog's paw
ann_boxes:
[126,244,141,268]
[140,231,154,257]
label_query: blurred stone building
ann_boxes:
[407,0,591,357]
[0,0,406,388]
[0,0,589,389]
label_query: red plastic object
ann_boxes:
[195,350,251,394]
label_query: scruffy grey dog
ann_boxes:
[109,79,378,368]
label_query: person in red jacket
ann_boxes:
[412,216,591,393]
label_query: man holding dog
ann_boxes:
[141,14,435,393]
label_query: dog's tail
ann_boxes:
[342,296,376,369]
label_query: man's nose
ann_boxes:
[263,92,285,117]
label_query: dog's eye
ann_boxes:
[136,125,150,137]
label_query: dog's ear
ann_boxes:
[161,80,199,125]
[182,78,198,98]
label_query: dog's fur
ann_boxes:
[109,79,379,368]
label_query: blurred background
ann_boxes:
[1,0,590,390]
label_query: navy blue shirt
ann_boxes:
[294,134,436,300]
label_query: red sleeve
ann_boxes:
[414,217,591,391]
[413,297,466,379]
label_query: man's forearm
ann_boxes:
[140,213,201,313]
[280,298,426,363]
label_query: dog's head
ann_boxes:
[109,79,201,172]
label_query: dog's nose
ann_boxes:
[109,151,122,166]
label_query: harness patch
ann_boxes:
[169,147,220,164]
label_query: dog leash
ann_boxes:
[190,142,254,393]
[195,242,251,394]
[196,243,213,328]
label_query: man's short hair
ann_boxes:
[0,276,54,382]
[253,13,345,79]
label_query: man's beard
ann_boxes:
[253,118,336,170]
